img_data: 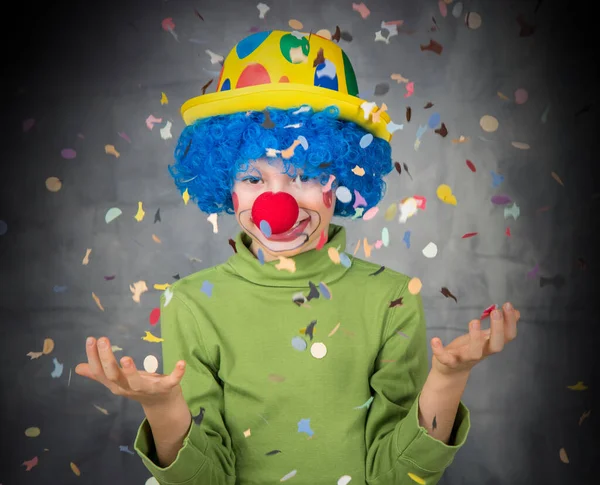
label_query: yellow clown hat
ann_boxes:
[181,30,394,142]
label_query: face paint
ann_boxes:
[232,192,239,212]
[323,189,333,209]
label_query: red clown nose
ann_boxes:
[251,191,299,235]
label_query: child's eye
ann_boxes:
[292,174,310,184]
[242,177,262,185]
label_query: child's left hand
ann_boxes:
[431,302,520,377]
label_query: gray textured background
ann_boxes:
[0,0,597,484]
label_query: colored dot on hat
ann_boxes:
[236,30,272,59]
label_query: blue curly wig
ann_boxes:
[169,105,393,218]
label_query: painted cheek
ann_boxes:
[323,190,333,209]
[232,192,239,212]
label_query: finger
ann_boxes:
[86,337,109,382]
[97,338,128,387]
[431,338,458,367]
[162,360,187,389]
[467,320,484,360]
[503,302,518,341]
[120,357,144,392]
[487,309,505,354]
[74,363,96,380]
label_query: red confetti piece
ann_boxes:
[316,229,328,250]
[149,308,161,326]
[462,232,478,238]
[480,304,496,320]
[506,227,511,236]
[466,160,476,172]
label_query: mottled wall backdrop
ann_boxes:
[0,0,597,484]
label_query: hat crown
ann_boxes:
[215,30,360,97]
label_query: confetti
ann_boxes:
[511,141,530,149]
[154,283,171,291]
[145,115,163,129]
[420,39,443,54]
[94,404,109,415]
[61,148,77,159]
[436,184,457,205]
[276,256,296,273]
[310,342,327,359]
[567,381,587,391]
[363,207,378,220]
[129,281,148,303]
[462,232,478,238]
[504,203,520,220]
[22,456,39,471]
[335,186,352,203]
[551,172,564,186]
[42,338,54,354]
[514,88,528,104]
[160,121,173,140]
[359,134,373,149]
[243,428,251,438]
[579,410,591,425]
[25,427,41,437]
[50,357,64,378]
[491,195,511,205]
[480,115,499,132]
[144,355,159,373]
[435,123,448,137]
[207,213,219,233]
[142,331,163,343]
[160,92,168,105]
[381,227,389,246]
[288,19,303,29]
[0,220,7,236]
[441,287,457,302]
[149,308,160,325]
[422,242,438,258]
[480,304,496,320]
[92,292,104,311]
[105,145,120,158]
[46,176,62,192]
[451,135,469,143]
[399,198,418,223]
[152,234,161,244]
[391,73,409,83]
[164,287,174,307]
[407,277,422,295]
[201,280,214,297]
[408,472,426,484]
[161,17,178,41]
[281,470,297,482]
[352,2,370,19]
[491,171,504,187]
[70,462,81,476]
[404,82,415,98]
[134,201,145,222]
[465,11,482,29]
[257,2,270,18]
[466,160,476,172]
[374,83,389,96]
[105,207,122,223]
[559,448,569,464]
[292,336,307,351]
[183,188,190,205]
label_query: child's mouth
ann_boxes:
[266,217,311,242]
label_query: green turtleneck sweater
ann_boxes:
[134,224,470,485]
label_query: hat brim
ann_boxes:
[181,83,393,142]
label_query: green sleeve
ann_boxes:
[365,281,471,485]
[134,292,236,485]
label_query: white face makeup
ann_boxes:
[231,158,336,262]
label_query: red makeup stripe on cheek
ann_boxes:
[232,192,239,212]
[323,190,333,208]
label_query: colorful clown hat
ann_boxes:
[181,30,394,142]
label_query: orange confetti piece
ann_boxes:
[390,73,409,83]
[353,239,361,255]
[328,322,341,337]
[363,238,373,258]
[497,92,510,101]
[105,144,120,158]
[371,103,388,123]
[129,280,148,303]
[451,135,470,144]
[71,462,81,476]
[327,247,341,264]
[280,139,301,159]
[559,448,569,464]
[82,248,92,265]
[42,338,54,354]
[92,292,104,311]
[579,410,591,426]
[551,172,564,186]
[351,165,365,176]
[152,234,162,243]
[275,256,296,273]
[22,456,39,471]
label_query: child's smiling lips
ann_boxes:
[264,216,311,242]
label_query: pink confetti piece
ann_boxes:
[413,195,427,210]
[439,0,448,17]
[146,115,163,130]
[161,17,175,31]
[353,189,367,209]
[404,81,414,98]
[352,2,370,19]
[383,20,404,26]
[374,240,383,249]
[363,207,379,220]
[118,132,132,143]
[480,304,497,320]
[61,148,77,159]
[22,118,35,132]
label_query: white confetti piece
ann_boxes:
[205,49,224,64]
[280,470,297,482]
[257,2,270,19]
[335,186,352,203]
[207,213,218,233]
[163,287,174,307]
[160,120,173,140]
[310,342,327,359]
[105,207,122,223]
[338,476,352,485]
[422,242,438,258]
[143,355,159,373]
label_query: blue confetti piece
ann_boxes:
[297,418,314,437]
[257,248,265,265]
[200,280,213,297]
[354,396,374,410]
[119,445,135,455]
[318,282,331,300]
[297,135,308,150]
[339,252,352,268]
[0,220,7,236]
[291,336,307,351]
[359,133,373,149]
[428,112,441,129]
[50,358,64,378]
[490,171,504,188]
[53,285,68,293]
[415,124,428,139]
[259,220,272,237]
[402,231,411,249]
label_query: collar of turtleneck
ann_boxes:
[223,223,350,287]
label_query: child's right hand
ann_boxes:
[75,336,186,408]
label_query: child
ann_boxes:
[75,30,519,485]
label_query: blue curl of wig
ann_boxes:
[169,105,393,218]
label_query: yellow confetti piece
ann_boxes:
[551,172,564,186]
[152,234,162,244]
[134,201,145,222]
[154,283,171,291]
[243,429,251,438]
[384,203,397,221]
[436,184,457,205]
[567,381,587,391]
[111,345,123,352]
[328,247,341,264]
[351,165,365,176]
[288,19,303,29]
[408,277,422,295]
[105,144,120,158]
[183,188,190,205]
[353,239,361,256]
[579,410,591,426]
[45,176,62,192]
[275,256,296,273]
[160,92,168,105]
[559,447,569,463]
[328,322,341,337]
[142,330,164,343]
[363,238,373,258]
[299,327,316,336]
[92,292,104,311]
[42,338,54,355]
[497,91,510,101]
[408,472,426,484]
[70,462,81,476]
[82,248,92,265]
[94,404,109,415]
[25,427,41,437]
